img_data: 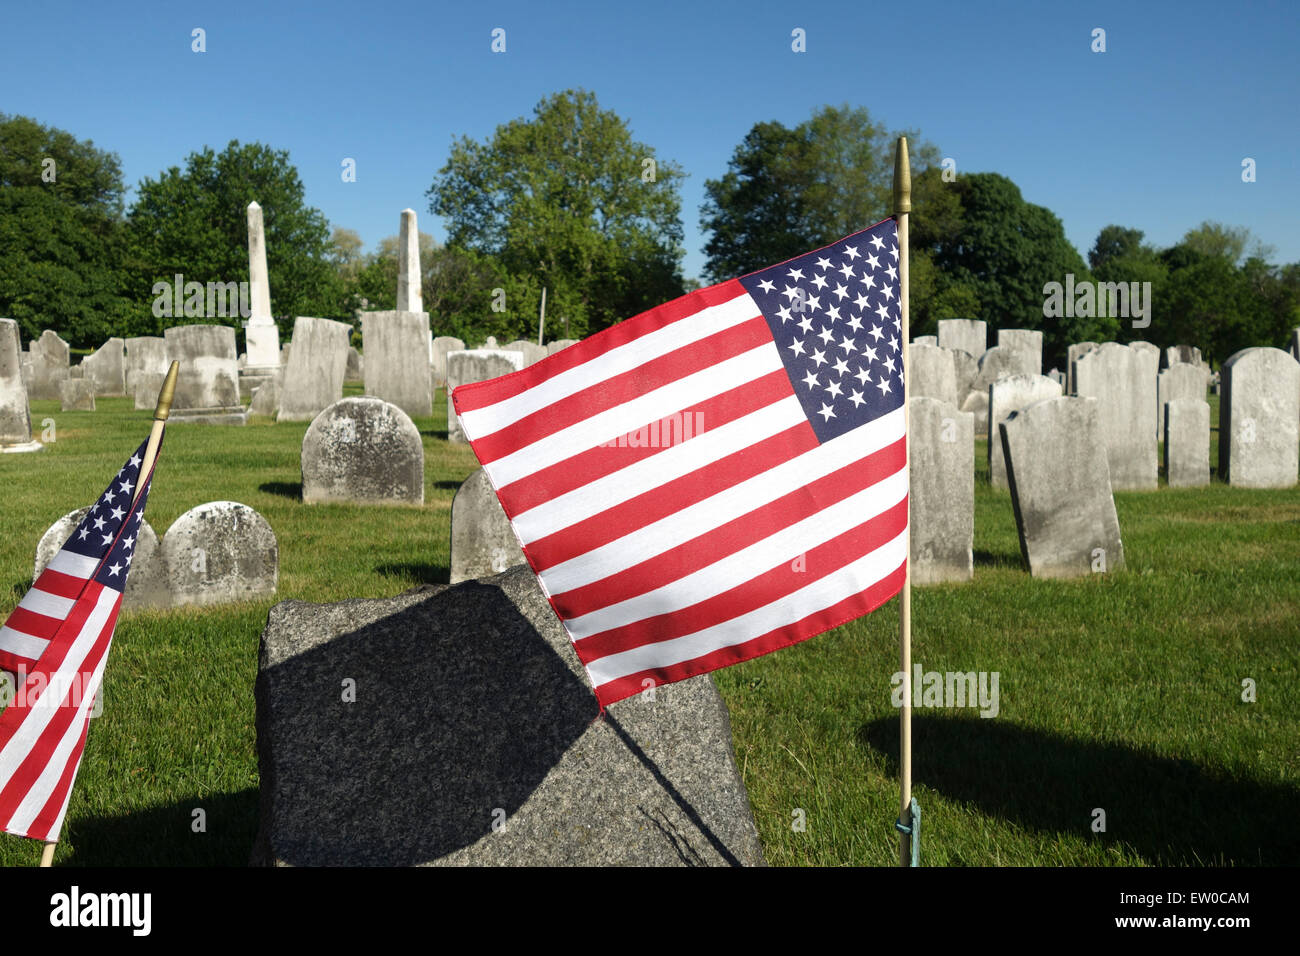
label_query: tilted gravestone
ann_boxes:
[361,310,432,418]
[1000,396,1125,578]
[35,508,169,609]
[1218,347,1300,488]
[988,374,1062,490]
[278,317,351,422]
[164,324,246,425]
[908,397,973,585]
[250,564,764,866]
[159,501,278,607]
[59,379,95,411]
[81,338,126,397]
[125,336,168,394]
[1074,343,1157,490]
[906,343,958,407]
[996,329,1043,375]
[937,318,986,362]
[1,318,40,452]
[301,397,423,506]
[248,370,283,418]
[1164,399,1210,488]
[26,330,71,401]
[446,350,525,442]
[961,346,1036,433]
[450,468,525,583]
[1157,362,1209,442]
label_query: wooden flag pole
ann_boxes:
[36,363,177,869]
[893,136,914,867]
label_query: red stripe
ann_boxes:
[25,722,90,842]
[3,607,65,643]
[452,280,748,414]
[591,558,907,708]
[31,568,91,601]
[527,421,818,573]
[553,436,906,618]
[572,494,909,663]
[496,370,794,517]
[472,316,769,463]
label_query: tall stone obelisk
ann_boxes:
[245,201,281,371]
[397,209,423,313]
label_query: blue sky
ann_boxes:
[3,0,1296,282]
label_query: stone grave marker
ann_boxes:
[159,501,278,606]
[450,468,525,583]
[301,397,423,505]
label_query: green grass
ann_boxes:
[1,389,1296,866]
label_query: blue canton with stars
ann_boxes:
[738,218,904,444]
[56,437,159,594]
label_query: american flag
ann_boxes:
[453,218,907,708]
[0,438,157,842]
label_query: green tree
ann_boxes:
[126,140,341,336]
[428,89,686,337]
[0,114,132,345]
[700,105,939,281]
[1180,221,1274,266]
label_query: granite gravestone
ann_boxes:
[361,311,432,419]
[277,317,351,422]
[1074,343,1157,490]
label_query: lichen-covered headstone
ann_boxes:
[35,508,169,609]
[301,397,423,505]
[159,501,278,606]
[909,397,973,585]
[450,468,525,583]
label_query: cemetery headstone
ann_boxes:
[431,336,465,389]
[361,310,432,418]
[988,374,1062,489]
[446,350,525,442]
[950,348,977,404]
[1164,399,1210,488]
[248,370,284,418]
[35,508,169,609]
[1165,344,1205,370]
[1157,362,1209,441]
[1218,347,1300,488]
[546,339,579,356]
[1000,396,1125,578]
[396,209,423,313]
[133,370,165,411]
[81,338,126,397]
[908,397,973,584]
[125,336,167,394]
[59,379,95,411]
[1074,342,1157,490]
[906,343,958,407]
[345,346,363,383]
[1067,341,1097,395]
[911,335,937,348]
[1,318,40,452]
[244,201,281,370]
[996,329,1043,375]
[450,468,526,583]
[1129,340,1160,437]
[301,397,423,506]
[164,324,246,424]
[277,317,351,422]
[250,564,764,866]
[504,340,547,366]
[937,318,986,361]
[962,346,1037,433]
[26,330,71,401]
[159,501,278,607]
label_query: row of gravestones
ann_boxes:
[32,501,278,611]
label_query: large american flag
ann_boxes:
[0,438,157,842]
[453,218,907,708]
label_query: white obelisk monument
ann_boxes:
[397,209,423,313]
[245,201,281,370]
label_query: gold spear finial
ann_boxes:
[154,361,179,421]
[893,136,911,216]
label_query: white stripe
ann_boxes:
[460,291,758,441]
[585,528,909,687]
[18,588,75,621]
[46,550,99,579]
[487,344,782,489]
[538,406,906,596]
[0,626,50,664]
[567,467,908,639]
[510,396,806,545]
[0,586,117,801]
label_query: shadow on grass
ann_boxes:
[861,715,1299,865]
[373,561,450,584]
[432,480,462,491]
[973,549,1022,570]
[61,788,259,866]
[420,429,450,441]
[259,481,302,501]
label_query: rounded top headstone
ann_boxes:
[301,397,424,505]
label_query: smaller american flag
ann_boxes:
[0,438,158,842]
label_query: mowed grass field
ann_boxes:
[1,387,1297,866]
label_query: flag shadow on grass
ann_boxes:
[861,715,1299,865]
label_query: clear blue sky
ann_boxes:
[3,0,1296,282]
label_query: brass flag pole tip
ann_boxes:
[154,361,179,421]
[893,136,912,215]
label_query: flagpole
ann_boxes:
[35,363,177,869]
[893,136,913,867]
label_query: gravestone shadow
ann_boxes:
[372,560,450,584]
[258,481,302,501]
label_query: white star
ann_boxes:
[884,356,898,374]
[832,357,850,376]
[90,503,98,515]
[843,244,860,260]
[129,454,141,468]
[119,479,134,495]
[810,273,828,290]
[854,293,870,311]
[817,326,835,345]
[776,305,792,323]
[815,256,833,271]
[788,338,806,357]
[797,314,815,334]
[124,535,135,549]
[837,262,855,281]
[838,335,857,354]
[804,294,821,313]
[103,488,115,502]
[787,268,805,282]
[810,347,828,367]
[875,303,892,322]
[881,284,895,302]
[847,314,864,333]
[108,562,123,577]
[865,253,881,271]
[135,512,144,524]
[849,389,866,409]
[826,304,842,323]
[888,243,899,260]
[886,264,898,282]
[861,273,877,291]
[758,278,775,293]
[802,369,820,390]
[817,402,836,421]
[101,533,113,546]
[782,284,802,301]
[832,283,849,301]
[77,528,89,541]
[863,344,879,363]
[826,379,844,399]
[868,324,884,342]
[110,506,125,521]
[94,516,107,530]
[854,366,872,386]
[869,234,885,251]
[890,335,901,353]
[875,376,892,395]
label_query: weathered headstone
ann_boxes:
[81,338,126,397]
[431,336,465,389]
[504,340,547,366]
[1289,329,1299,364]
[950,348,977,404]
[1,319,40,452]
[962,346,1037,433]
[361,311,432,418]
[1165,344,1204,370]
[59,379,95,411]
[1000,396,1124,578]
[1047,368,1065,387]
[26,330,71,401]
[1074,343,1157,490]
[1067,341,1098,395]
[988,374,1062,489]
[164,325,246,424]
[396,209,423,313]
[911,335,937,348]
[997,329,1043,375]
[345,346,363,383]
[245,201,281,370]
[1218,347,1300,488]
[133,370,165,411]
[248,370,284,418]
[937,319,986,361]
[277,317,351,422]
[1157,362,1209,441]
[250,564,764,867]
[1164,399,1210,488]
[35,508,169,609]
[450,468,525,583]
[546,339,579,356]
[159,501,278,607]
[906,343,958,407]
[909,397,973,585]
[301,397,423,505]
[446,350,525,442]
[1129,340,1160,437]
[125,336,168,394]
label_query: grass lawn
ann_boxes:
[1,388,1296,866]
